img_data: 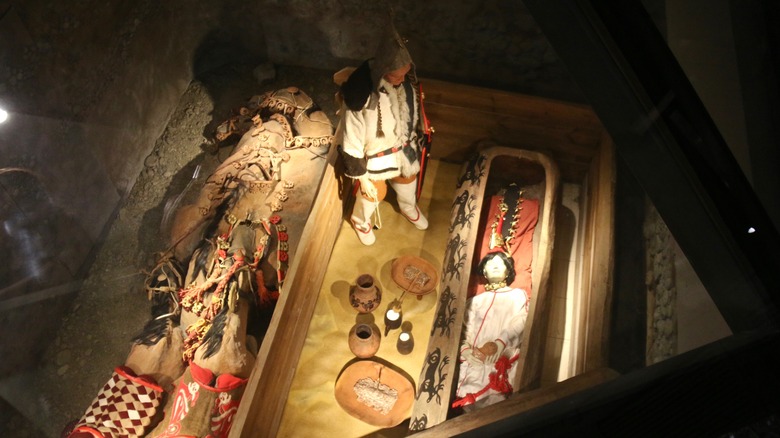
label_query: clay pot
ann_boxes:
[349,274,382,313]
[348,323,381,358]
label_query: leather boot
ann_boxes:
[391,179,428,230]
[350,195,377,245]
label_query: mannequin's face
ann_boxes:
[384,63,411,86]
[483,256,508,283]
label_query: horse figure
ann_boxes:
[64,266,186,438]
[181,220,262,377]
[65,87,333,438]
[149,221,262,437]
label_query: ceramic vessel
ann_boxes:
[348,323,381,358]
[349,274,382,313]
[397,330,414,355]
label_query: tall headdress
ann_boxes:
[370,16,417,89]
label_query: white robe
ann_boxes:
[455,287,529,408]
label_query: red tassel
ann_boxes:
[452,353,520,408]
[452,393,477,408]
[255,269,272,306]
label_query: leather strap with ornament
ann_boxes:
[488,184,524,255]
[266,215,289,287]
[179,216,286,363]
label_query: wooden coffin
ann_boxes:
[408,146,559,430]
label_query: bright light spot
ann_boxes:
[399,332,410,342]
[748,227,756,234]
[386,309,400,321]
[0,108,8,124]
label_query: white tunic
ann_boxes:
[455,287,529,408]
[340,78,420,180]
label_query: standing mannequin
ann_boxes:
[338,25,428,246]
[454,251,529,410]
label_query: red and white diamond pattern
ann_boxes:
[74,368,162,438]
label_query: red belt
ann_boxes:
[367,142,409,159]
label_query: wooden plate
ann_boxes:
[334,360,415,427]
[390,255,439,296]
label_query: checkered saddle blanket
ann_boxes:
[70,366,163,437]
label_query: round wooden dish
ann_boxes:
[334,360,414,427]
[390,255,438,298]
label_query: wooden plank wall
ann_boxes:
[421,79,603,183]
[517,152,560,393]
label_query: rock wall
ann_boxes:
[0,0,267,377]
[256,0,579,100]
[644,199,678,365]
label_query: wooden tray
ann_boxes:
[334,360,415,427]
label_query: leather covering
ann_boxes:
[150,362,247,438]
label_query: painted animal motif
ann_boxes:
[417,347,450,405]
[409,414,428,431]
[456,153,486,189]
[443,234,468,283]
[430,286,457,338]
[449,190,477,233]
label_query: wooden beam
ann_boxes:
[517,149,560,392]
[411,368,619,437]
[581,133,616,371]
[230,145,344,437]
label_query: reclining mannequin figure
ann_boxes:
[453,251,529,410]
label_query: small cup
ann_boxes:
[384,301,403,336]
[397,321,414,355]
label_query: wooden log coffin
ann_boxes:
[408,146,560,431]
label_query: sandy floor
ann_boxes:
[277,159,459,437]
